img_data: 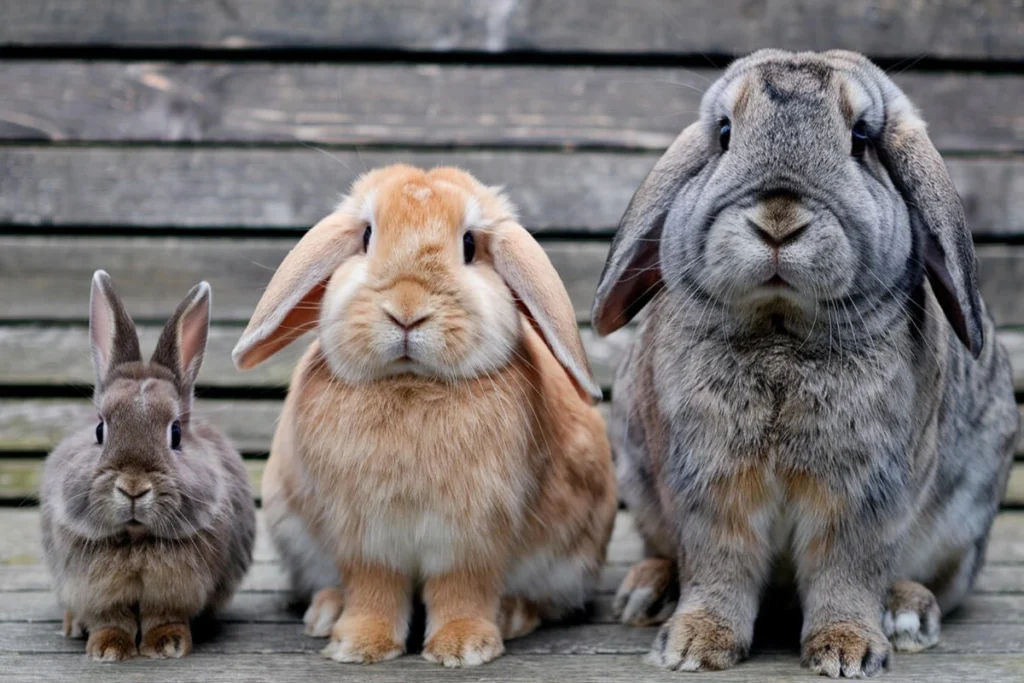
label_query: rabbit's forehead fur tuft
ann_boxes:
[342,165,514,242]
[100,370,180,426]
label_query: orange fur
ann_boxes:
[241,166,616,666]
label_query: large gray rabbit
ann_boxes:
[594,50,1018,677]
[40,272,256,661]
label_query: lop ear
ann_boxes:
[592,121,711,335]
[233,212,363,370]
[490,221,602,404]
[89,270,142,395]
[151,282,211,409]
[878,99,984,357]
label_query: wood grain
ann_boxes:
[5,652,1024,683]
[0,236,605,323]
[1,62,1020,152]
[2,1,1020,59]
[4,325,1024,394]
[3,618,1024,656]
[4,237,1024,326]
[0,399,282,453]
[2,148,1021,236]
[1,455,1022,506]
[0,325,631,389]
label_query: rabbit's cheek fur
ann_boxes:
[320,253,518,383]
[699,207,856,308]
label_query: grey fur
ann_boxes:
[597,50,1018,676]
[40,271,255,660]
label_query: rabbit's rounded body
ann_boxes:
[236,165,615,667]
[594,50,1019,677]
[267,322,613,607]
[42,421,254,627]
[613,286,1014,612]
[40,274,256,662]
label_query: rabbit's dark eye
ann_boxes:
[170,420,182,450]
[95,421,104,445]
[362,225,372,252]
[851,121,869,157]
[463,231,476,264]
[719,118,731,151]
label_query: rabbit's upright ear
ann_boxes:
[592,122,710,335]
[233,212,364,370]
[490,221,602,404]
[151,282,211,405]
[89,270,142,394]
[879,96,984,357]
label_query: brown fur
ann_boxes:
[86,627,137,662]
[41,273,256,662]
[236,166,617,667]
[652,607,746,671]
[803,621,891,677]
[140,622,192,659]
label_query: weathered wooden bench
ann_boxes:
[0,2,1021,680]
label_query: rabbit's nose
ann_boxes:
[114,477,153,501]
[748,191,814,247]
[383,307,430,331]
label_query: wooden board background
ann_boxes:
[0,1,1021,506]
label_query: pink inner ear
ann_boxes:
[178,300,207,378]
[90,283,113,374]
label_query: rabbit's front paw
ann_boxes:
[140,622,192,659]
[498,596,542,640]
[304,587,345,637]
[614,558,678,626]
[884,580,940,653]
[321,613,404,664]
[423,617,504,667]
[62,610,85,638]
[646,607,745,671]
[86,627,137,662]
[803,621,891,678]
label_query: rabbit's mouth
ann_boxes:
[763,274,790,288]
[124,520,149,539]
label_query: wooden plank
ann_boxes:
[5,237,1024,327]
[2,148,1021,236]
[0,509,279,567]
[11,397,1024,464]
[2,618,1024,657]
[1,1,1020,60]
[3,652,1024,683]
[0,63,1020,153]
[0,510,631,569]
[1,504,1023,590]
[0,458,265,502]
[0,146,647,234]
[0,236,606,323]
[5,563,1024,623]
[1,454,1022,506]
[3,325,1024,397]
[0,399,281,453]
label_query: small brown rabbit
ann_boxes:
[232,165,617,667]
[40,271,256,662]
